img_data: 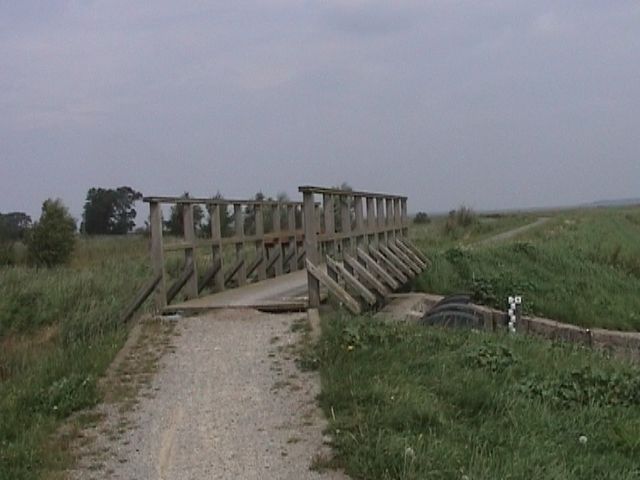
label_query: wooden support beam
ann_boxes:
[356,247,399,290]
[224,257,245,285]
[326,256,377,306]
[121,272,163,324]
[287,206,299,271]
[265,248,282,274]
[393,238,427,269]
[303,191,321,308]
[282,247,297,273]
[149,201,166,310]
[343,253,389,298]
[398,238,430,265]
[306,259,361,314]
[234,204,247,286]
[183,203,198,299]
[388,242,422,274]
[272,205,284,277]
[198,258,222,294]
[380,245,414,278]
[210,204,225,291]
[246,252,264,279]
[166,261,196,304]
[255,205,267,281]
[369,246,408,284]
[376,197,386,244]
[354,196,365,249]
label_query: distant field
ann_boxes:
[412,206,640,331]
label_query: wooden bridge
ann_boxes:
[123,186,428,320]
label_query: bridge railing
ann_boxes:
[299,186,426,313]
[143,196,308,311]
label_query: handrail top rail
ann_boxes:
[298,185,407,200]
[144,196,305,207]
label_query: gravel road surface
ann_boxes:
[71,309,349,480]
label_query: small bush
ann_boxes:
[413,212,431,225]
[26,199,77,267]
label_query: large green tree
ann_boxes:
[164,192,205,236]
[82,186,142,235]
[0,212,32,242]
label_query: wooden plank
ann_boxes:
[149,201,166,310]
[326,256,377,306]
[356,247,399,290]
[210,204,225,291]
[245,252,264,280]
[388,242,422,274]
[393,238,427,269]
[234,204,247,286]
[303,191,321,308]
[282,247,297,273]
[354,196,365,248]
[341,196,352,254]
[306,259,361,314]
[265,248,281,273]
[366,197,376,246]
[398,238,430,265]
[376,197,386,244]
[144,196,304,206]
[323,193,336,258]
[286,206,298,271]
[386,198,395,240]
[343,253,389,298]
[368,246,408,284]
[183,203,198,299]
[272,205,284,277]
[255,205,267,281]
[298,186,407,200]
[166,261,195,304]
[198,258,222,294]
[224,257,245,285]
[380,245,414,278]
[121,272,163,323]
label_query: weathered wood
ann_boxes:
[224,257,245,285]
[272,204,283,277]
[183,203,198,299]
[398,238,430,265]
[303,191,321,308]
[306,259,361,314]
[286,205,298,271]
[393,238,427,269]
[354,196,365,248]
[356,247,399,290]
[255,205,267,281]
[386,198,395,240]
[401,198,408,236]
[265,248,281,273]
[298,186,406,200]
[296,247,306,270]
[198,258,222,294]
[210,204,225,291]
[144,196,304,206]
[341,196,352,255]
[366,197,376,246]
[376,197,386,244]
[121,272,163,323]
[234,204,247,286]
[380,245,414,278]
[388,242,422,274]
[246,253,264,280]
[323,193,336,258]
[149,201,166,310]
[166,261,195,304]
[343,252,389,298]
[282,248,297,273]
[368,246,408,283]
[326,256,377,305]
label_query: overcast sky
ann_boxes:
[1,0,639,220]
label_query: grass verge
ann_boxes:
[315,314,640,480]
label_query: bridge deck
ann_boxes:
[164,267,327,314]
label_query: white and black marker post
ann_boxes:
[508,296,522,333]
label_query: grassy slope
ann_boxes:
[316,316,640,480]
[413,206,640,330]
[0,236,151,479]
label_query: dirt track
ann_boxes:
[70,309,349,480]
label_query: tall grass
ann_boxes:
[414,206,640,331]
[0,235,151,479]
[315,315,640,480]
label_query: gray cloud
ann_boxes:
[1,0,639,220]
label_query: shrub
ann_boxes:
[26,199,77,267]
[413,212,431,225]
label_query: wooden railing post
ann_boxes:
[386,198,394,241]
[323,193,335,259]
[287,205,298,271]
[149,201,166,310]
[376,197,386,245]
[272,204,283,277]
[401,198,408,237]
[183,203,198,299]
[234,203,247,286]
[394,199,402,237]
[354,196,364,249]
[255,204,267,281]
[303,190,320,308]
[210,203,225,291]
[366,196,376,247]
[341,195,352,257]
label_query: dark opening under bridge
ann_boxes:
[123,185,428,321]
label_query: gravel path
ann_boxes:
[71,309,349,480]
